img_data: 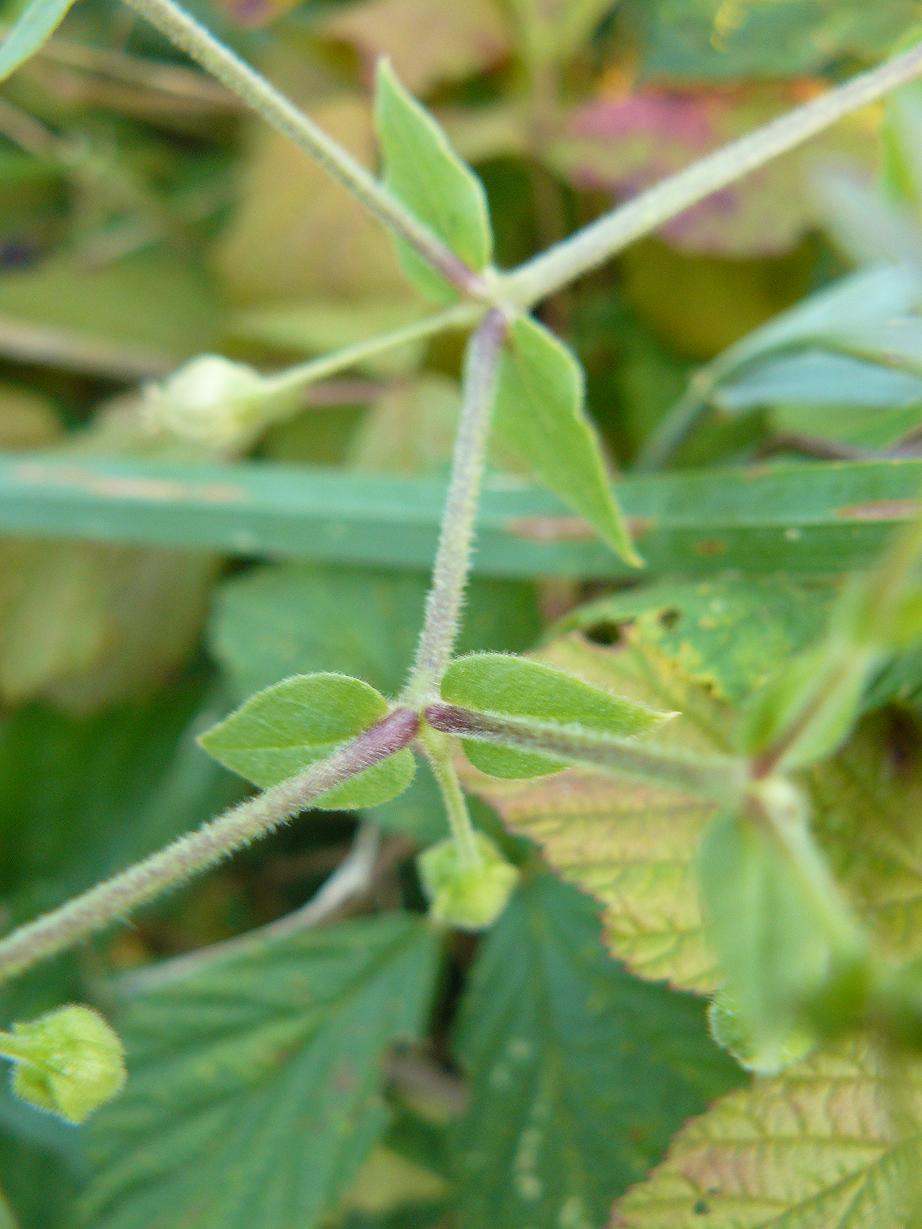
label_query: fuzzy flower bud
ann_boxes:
[418,834,519,931]
[144,355,291,451]
[4,1005,126,1124]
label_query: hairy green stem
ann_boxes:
[503,40,922,308]
[0,709,418,985]
[405,309,508,702]
[120,0,486,298]
[421,730,482,868]
[262,303,483,398]
[426,703,747,804]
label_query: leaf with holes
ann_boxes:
[198,673,415,809]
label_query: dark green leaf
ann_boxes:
[0,685,242,922]
[77,914,440,1229]
[199,673,415,808]
[451,875,742,1229]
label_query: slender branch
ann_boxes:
[262,303,482,398]
[503,40,922,308]
[404,309,508,701]
[427,703,747,805]
[119,823,389,994]
[421,730,482,868]
[0,709,419,985]
[120,0,487,298]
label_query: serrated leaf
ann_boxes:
[452,875,742,1229]
[493,315,639,565]
[77,914,440,1229]
[467,614,922,994]
[0,0,77,83]
[808,714,922,969]
[375,60,493,301]
[613,1040,922,1228]
[199,673,415,809]
[461,629,731,991]
[441,651,669,778]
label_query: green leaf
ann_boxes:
[209,563,542,704]
[493,315,640,566]
[741,642,872,770]
[0,1188,16,1229]
[77,914,440,1229]
[0,538,219,711]
[461,629,729,991]
[441,651,669,778]
[2,452,921,580]
[697,808,839,1052]
[375,60,492,300]
[613,1040,922,1228]
[631,0,922,79]
[198,673,415,809]
[508,0,614,65]
[807,714,922,970]
[0,684,242,923]
[557,577,832,706]
[451,875,742,1229]
[0,0,78,83]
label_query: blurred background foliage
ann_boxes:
[3,1,922,1226]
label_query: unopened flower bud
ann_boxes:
[144,355,289,451]
[5,1005,126,1124]
[418,834,519,931]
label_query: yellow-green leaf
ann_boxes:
[462,629,731,991]
[613,1040,922,1228]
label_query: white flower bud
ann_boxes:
[144,355,283,450]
